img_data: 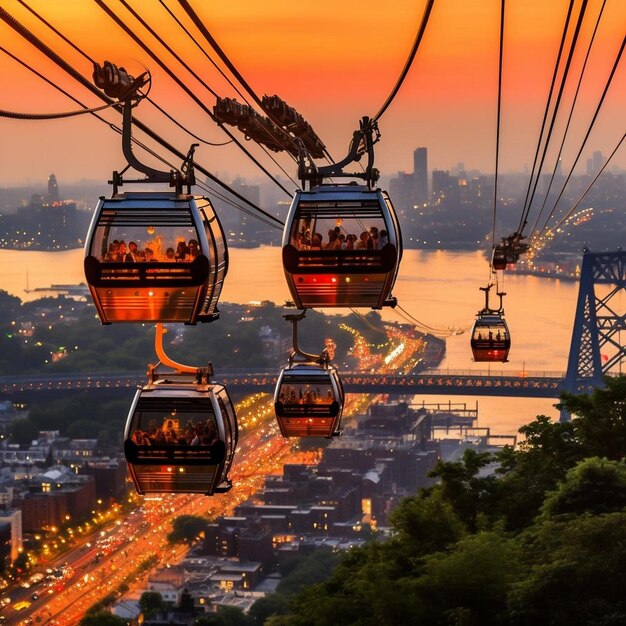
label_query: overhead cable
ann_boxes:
[491,0,506,260]
[16,0,232,148]
[551,132,625,234]
[529,0,607,240]
[517,0,576,234]
[0,5,284,227]
[0,45,174,172]
[175,0,333,164]
[94,0,297,191]
[536,35,625,235]
[519,0,589,233]
[372,0,435,123]
[0,101,114,120]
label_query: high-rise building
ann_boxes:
[413,147,428,204]
[47,173,59,203]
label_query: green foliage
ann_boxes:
[509,512,626,625]
[261,376,626,625]
[78,611,127,626]
[139,591,165,617]
[167,515,208,546]
[8,417,39,444]
[541,457,626,518]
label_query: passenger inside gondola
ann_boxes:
[94,221,202,263]
[278,383,335,405]
[127,409,221,448]
[289,215,386,252]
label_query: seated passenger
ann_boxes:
[369,227,380,249]
[175,241,188,262]
[310,233,323,250]
[356,231,372,250]
[126,241,141,263]
[117,240,128,260]
[165,247,176,260]
[144,247,156,263]
[187,239,200,258]
[379,229,389,247]
[104,241,120,262]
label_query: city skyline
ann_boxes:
[0,0,624,186]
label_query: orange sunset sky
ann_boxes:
[0,0,624,188]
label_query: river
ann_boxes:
[0,246,594,435]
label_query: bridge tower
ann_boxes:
[562,249,625,419]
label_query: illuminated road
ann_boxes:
[3,325,447,624]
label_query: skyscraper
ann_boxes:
[47,173,59,203]
[413,147,428,204]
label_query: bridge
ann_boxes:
[0,251,621,407]
[0,368,566,399]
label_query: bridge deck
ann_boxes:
[0,369,566,399]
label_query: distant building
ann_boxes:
[413,147,428,204]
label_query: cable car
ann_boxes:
[123,368,237,495]
[471,313,510,362]
[274,361,344,438]
[84,191,228,324]
[282,185,401,308]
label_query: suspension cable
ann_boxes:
[0,101,114,120]
[0,45,175,172]
[16,0,233,148]
[0,45,280,232]
[529,0,607,240]
[145,96,234,146]
[551,132,625,234]
[519,0,589,234]
[517,0,576,233]
[94,0,297,191]
[535,35,625,237]
[157,0,250,105]
[0,6,285,227]
[114,0,299,176]
[372,0,435,123]
[175,0,334,164]
[491,0,506,260]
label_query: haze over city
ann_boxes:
[1,0,624,186]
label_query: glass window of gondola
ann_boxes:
[277,376,336,407]
[125,396,222,452]
[88,195,206,263]
[288,200,389,252]
[472,322,508,343]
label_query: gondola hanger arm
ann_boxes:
[154,323,198,374]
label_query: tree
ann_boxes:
[8,418,39,445]
[167,515,208,545]
[78,611,127,626]
[541,457,626,518]
[139,591,166,617]
[508,512,626,625]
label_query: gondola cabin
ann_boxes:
[282,185,402,308]
[471,314,510,362]
[123,377,237,495]
[274,362,344,437]
[84,192,227,324]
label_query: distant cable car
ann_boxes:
[273,311,344,437]
[274,361,344,438]
[283,117,402,309]
[86,62,227,324]
[124,365,237,495]
[470,286,510,362]
[84,192,227,324]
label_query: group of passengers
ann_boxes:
[278,386,334,405]
[291,225,389,251]
[130,417,218,447]
[475,330,506,343]
[103,238,200,263]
